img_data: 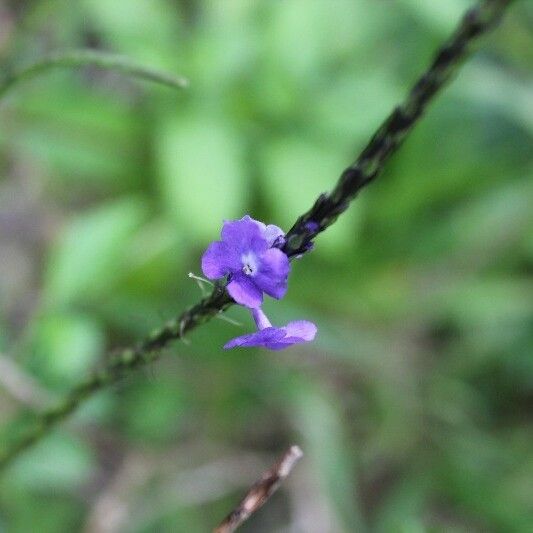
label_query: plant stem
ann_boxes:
[283,0,514,256]
[214,445,303,533]
[0,49,188,101]
[0,0,514,470]
[0,286,232,469]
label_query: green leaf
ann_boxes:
[156,113,247,242]
[121,217,183,296]
[3,77,144,193]
[44,197,146,306]
[5,432,94,491]
[81,0,183,69]
[267,0,376,79]
[458,63,533,135]
[290,378,365,531]
[311,69,402,146]
[28,312,104,389]
[401,0,467,34]
[118,377,185,443]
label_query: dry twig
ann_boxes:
[214,445,303,533]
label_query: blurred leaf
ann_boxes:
[4,76,144,194]
[5,432,94,491]
[458,62,533,135]
[266,0,375,79]
[0,493,80,533]
[409,179,533,263]
[436,431,533,531]
[402,0,467,34]
[44,197,146,306]
[188,1,257,92]
[28,312,104,389]
[291,378,365,532]
[441,278,532,332]
[374,474,429,533]
[120,217,183,297]
[156,113,247,242]
[82,0,182,69]
[118,377,185,443]
[311,69,402,146]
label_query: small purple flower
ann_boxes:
[224,308,317,351]
[202,215,290,308]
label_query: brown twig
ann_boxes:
[214,445,303,533]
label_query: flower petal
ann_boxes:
[252,220,285,246]
[224,327,285,349]
[263,224,285,246]
[254,248,290,299]
[201,241,240,279]
[223,333,254,349]
[227,273,263,308]
[284,320,317,341]
[221,216,264,254]
[263,342,296,351]
[250,235,269,255]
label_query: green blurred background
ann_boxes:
[0,0,532,531]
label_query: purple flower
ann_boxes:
[202,215,290,308]
[224,308,317,351]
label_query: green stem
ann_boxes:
[0,0,515,470]
[0,49,188,101]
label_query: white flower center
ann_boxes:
[241,252,258,276]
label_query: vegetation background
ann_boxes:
[0,0,532,531]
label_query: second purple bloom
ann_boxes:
[224,308,317,351]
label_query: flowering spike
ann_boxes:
[201,215,317,350]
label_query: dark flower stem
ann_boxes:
[0,49,188,101]
[283,0,514,256]
[0,0,514,470]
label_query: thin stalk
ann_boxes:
[0,49,188,101]
[214,445,303,533]
[283,0,514,256]
[0,0,514,470]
